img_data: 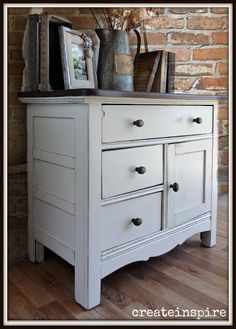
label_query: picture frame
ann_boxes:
[59,26,96,89]
[39,13,72,91]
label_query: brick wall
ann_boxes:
[8,7,229,264]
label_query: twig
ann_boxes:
[106,9,113,29]
[102,8,111,28]
[90,9,102,29]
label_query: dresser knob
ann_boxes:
[135,166,146,174]
[133,119,144,127]
[193,117,203,124]
[170,182,179,192]
[132,218,143,226]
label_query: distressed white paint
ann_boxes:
[167,139,212,228]
[102,145,163,198]
[101,192,162,250]
[102,105,213,142]
[23,95,218,310]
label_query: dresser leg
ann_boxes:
[28,239,44,263]
[74,266,101,310]
[35,241,44,262]
[201,229,216,247]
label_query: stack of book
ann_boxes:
[133,50,175,93]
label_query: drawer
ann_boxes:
[101,193,162,250]
[102,145,163,198]
[102,105,213,142]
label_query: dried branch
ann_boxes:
[90,7,161,31]
[90,9,102,29]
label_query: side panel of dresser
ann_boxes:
[27,104,78,263]
[27,102,102,309]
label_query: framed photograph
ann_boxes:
[59,26,96,89]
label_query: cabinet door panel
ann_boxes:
[167,139,212,228]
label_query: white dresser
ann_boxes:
[20,90,219,310]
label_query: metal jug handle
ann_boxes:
[133,29,141,69]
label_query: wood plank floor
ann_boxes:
[8,194,229,322]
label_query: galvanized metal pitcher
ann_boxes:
[95,29,140,91]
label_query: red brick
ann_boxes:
[8,137,17,153]
[8,77,23,92]
[218,136,228,150]
[175,63,213,76]
[218,182,228,195]
[8,122,26,136]
[220,149,229,166]
[80,8,103,15]
[8,107,26,124]
[168,8,192,14]
[13,15,28,31]
[192,8,209,13]
[17,136,27,150]
[43,8,81,15]
[170,32,209,45]
[15,198,28,214]
[174,78,196,91]
[129,31,167,45]
[167,48,191,62]
[8,92,21,106]
[8,216,28,229]
[218,105,228,120]
[193,48,228,60]
[8,8,30,15]
[151,16,184,29]
[196,77,228,90]
[145,32,167,45]
[9,46,23,61]
[211,8,229,14]
[8,164,27,176]
[8,153,27,165]
[67,16,98,29]
[217,62,228,75]
[8,16,14,31]
[8,62,25,76]
[218,165,228,182]
[212,32,228,45]
[8,31,24,45]
[188,16,228,30]
[218,119,228,136]
[8,174,27,198]
[144,47,191,62]
[14,107,27,122]
[169,8,208,14]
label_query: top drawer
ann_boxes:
[102,105,213,143]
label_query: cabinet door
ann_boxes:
[167,139,212,228]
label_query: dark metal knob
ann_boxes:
[170,182,179,192]
[132,218,143,226]
[135,166,146,174]
[133,119,144,127]
[193,117,203,124]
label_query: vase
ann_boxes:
[95,29,140,92]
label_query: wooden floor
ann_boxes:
[8,194,229,322]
